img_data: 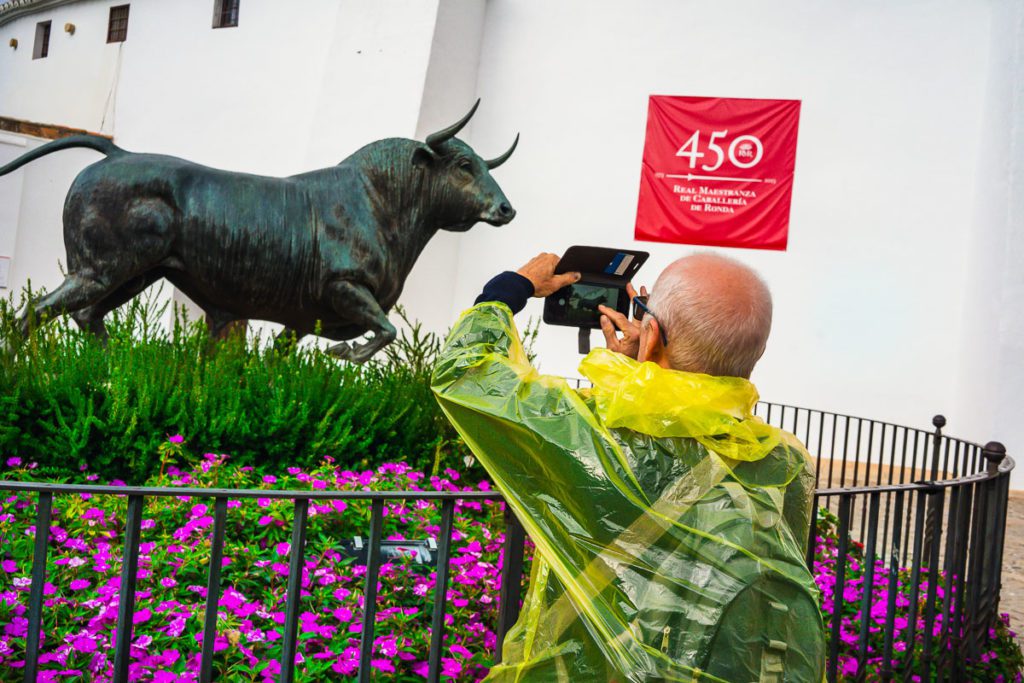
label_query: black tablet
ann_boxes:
[543,246,649,329]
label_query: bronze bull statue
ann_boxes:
[0,100,517,362]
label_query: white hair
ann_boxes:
[646,253,772,379]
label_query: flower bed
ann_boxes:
[0,447,1021,682]
[0,449,515,681]
[813,507,1023,681]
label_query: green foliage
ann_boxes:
[0,289,473,483]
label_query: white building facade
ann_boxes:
[1,0,1022,484]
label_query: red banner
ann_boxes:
[634,96,801,251]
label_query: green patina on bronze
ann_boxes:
[0,100,517,362]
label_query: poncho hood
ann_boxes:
[580,348,782,462]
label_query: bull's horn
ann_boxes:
[485,133,519,170]
[425,99,480,149]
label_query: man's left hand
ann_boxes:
[517,253,580,298]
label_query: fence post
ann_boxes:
[495,507,526,664]
[921,415,946,560]
[980,443,1009,632]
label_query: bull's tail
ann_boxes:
[0,134,124,177]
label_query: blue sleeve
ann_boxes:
[474,271,535,314]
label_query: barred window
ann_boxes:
[107,4,129,43]
[32,20,50,59]
[213,0,239,29]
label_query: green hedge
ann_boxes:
[0,287,473,483]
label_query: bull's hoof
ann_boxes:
[326,341,354,360]
[326,340,381,364]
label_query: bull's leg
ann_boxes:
[25,195,175,338]
[20,273,117,337]
[71,272,160,340]
[201,308,240,339]
[321,281,396,364]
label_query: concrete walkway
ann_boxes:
[1000,491,1024,633]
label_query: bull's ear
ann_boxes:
[411,145,438,168]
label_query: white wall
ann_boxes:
[454,0,997,444]
[953,0,1024,483]
[0,0,123,133]
[0,133,28,291]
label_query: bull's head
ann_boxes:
[412,100,518,232]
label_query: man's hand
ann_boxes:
[598,284,646,359]
[517,253,580,298]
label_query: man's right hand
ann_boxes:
[517,253,580,298]
[599,284,646,359]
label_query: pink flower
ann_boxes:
[71,635,97,653]
[2,560,16,573]
[69,579,90,591]
[5,457,21,467]
[450,644,473,659]
[168,435,184,444]
[371,658,395,674]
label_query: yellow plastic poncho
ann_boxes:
[431,303,825,682]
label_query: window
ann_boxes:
[32,21,50,59]
[213,0,239,28]
[107,4,129,43]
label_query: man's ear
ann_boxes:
[639,318,662,364]
[412,145,438,168]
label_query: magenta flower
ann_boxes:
[168,435,184,444]
[69,579,90,591]
[5,457,21,467]
[70,635,97,653]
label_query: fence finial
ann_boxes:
[932,415,946,429]
[982,441,1007,473]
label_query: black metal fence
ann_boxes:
[0,403,1014,682]
[0,484,527,683]
[753,404,1014,683]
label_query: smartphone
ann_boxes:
[542,246,647,330]
[543,281,631,329]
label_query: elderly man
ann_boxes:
[431,252,825,682]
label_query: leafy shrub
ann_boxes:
[0,288,471,483]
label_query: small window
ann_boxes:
[213,0,239,28]
[33,20,51,59]
[107,4,130,43]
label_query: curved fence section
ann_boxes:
[753,403,1014,683]
[0,404,1014,683]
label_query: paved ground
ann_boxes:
[1001,492,1024,632]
